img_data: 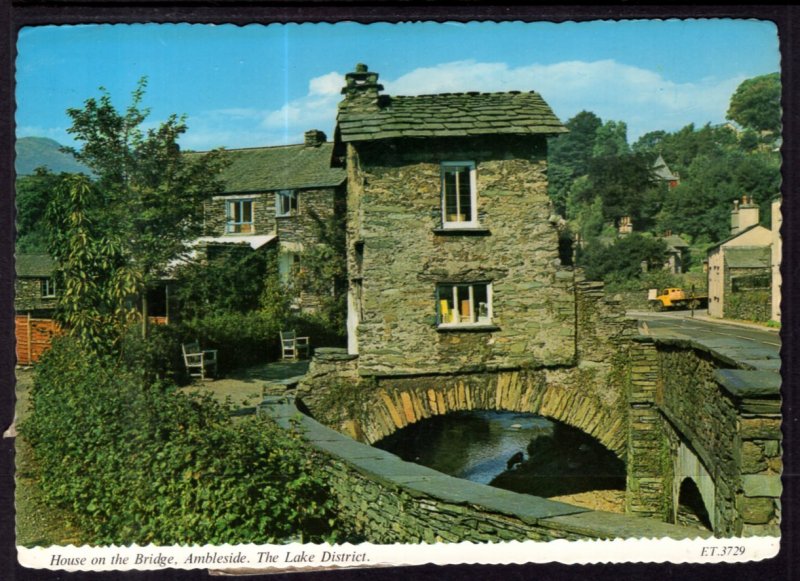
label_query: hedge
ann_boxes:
[22,337,342,546]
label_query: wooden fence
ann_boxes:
[15,314,61,366]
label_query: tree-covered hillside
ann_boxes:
[548,73,781,285]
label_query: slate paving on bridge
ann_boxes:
[184,359,309,412]
[632,312,781,404]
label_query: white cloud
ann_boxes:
[181,61,746,149]
[384,59,746,141]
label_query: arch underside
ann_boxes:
[357,370,626,459]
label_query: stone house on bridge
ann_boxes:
[333,64,576,376]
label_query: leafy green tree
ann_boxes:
[579,233,667,283]
[548,111,603,216]
[727,72,781,134]
[46,175,139,352]
[173,246,272,319]
[62,78,228,337]
[15,168,67,253]
[592,120,629,158]
[586,152,657,226]
[632,130,667,155]
[657,150,780,243]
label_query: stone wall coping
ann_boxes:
[313,347,358,362]
[713,369,781,399]
[632,334,779,372]
[259,395,708,540]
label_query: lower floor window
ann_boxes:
[437,282,492,326]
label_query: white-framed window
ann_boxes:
[276,190,298,217]
[226,199,254,234]
[437,282,492,326]
[441,162,478,228]
[41,278,56,298]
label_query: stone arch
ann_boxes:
[677,477,713,530]
[355,369,626,460]
[673,441,716,531]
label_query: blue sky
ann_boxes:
[16,20,780,151]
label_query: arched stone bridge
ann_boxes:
[292,311,780,540]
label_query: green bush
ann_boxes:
[22,337,342,545]
[180,311,284,373]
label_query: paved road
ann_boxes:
[627,310,781,372]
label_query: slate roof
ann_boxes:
[725,246,771,269]
[653,154,679,182]
[16,254,55,277]
[662,235,689,251]
[337,92,567,142]
[213,143,345,194]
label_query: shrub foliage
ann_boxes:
[22,337,340,546]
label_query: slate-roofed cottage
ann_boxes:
[200,130,346,306]
[333,64,574,376]
[15,254,57,314]
[15,254,61,365]
[660,233,690,274]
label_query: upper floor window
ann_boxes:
[226,199,253,234]
[441,162,477,228]
[276,190,298,217]
[437,282,492,327]
[41,278,56,298]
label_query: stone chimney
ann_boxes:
[304,129,326,148]
[341,63,384,108]
[732,195,759,235]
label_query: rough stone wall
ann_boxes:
[656,346,780,536]
[14,278,57,312]
[202,193,273,236]
[724,266,772,322]
[347,136,576,376]
[625,341,670,520]
[276,187,341,248]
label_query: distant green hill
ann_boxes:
[15,137,90,176]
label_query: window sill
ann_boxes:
[436,324,500,333]
[276,214,297,219]
[432,227,491,236]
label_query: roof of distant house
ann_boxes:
[724,246,771,268]
[212,142,346,194]
[662,234,689,251]
[707,224,771,252]
[337,91,567,142]
[653,154,680,182]
[16,254,55,277]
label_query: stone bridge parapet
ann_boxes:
[260,396,707,543]
[627,331,781,536]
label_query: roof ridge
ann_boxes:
[193,142,332,154]
[390,90,541,98]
